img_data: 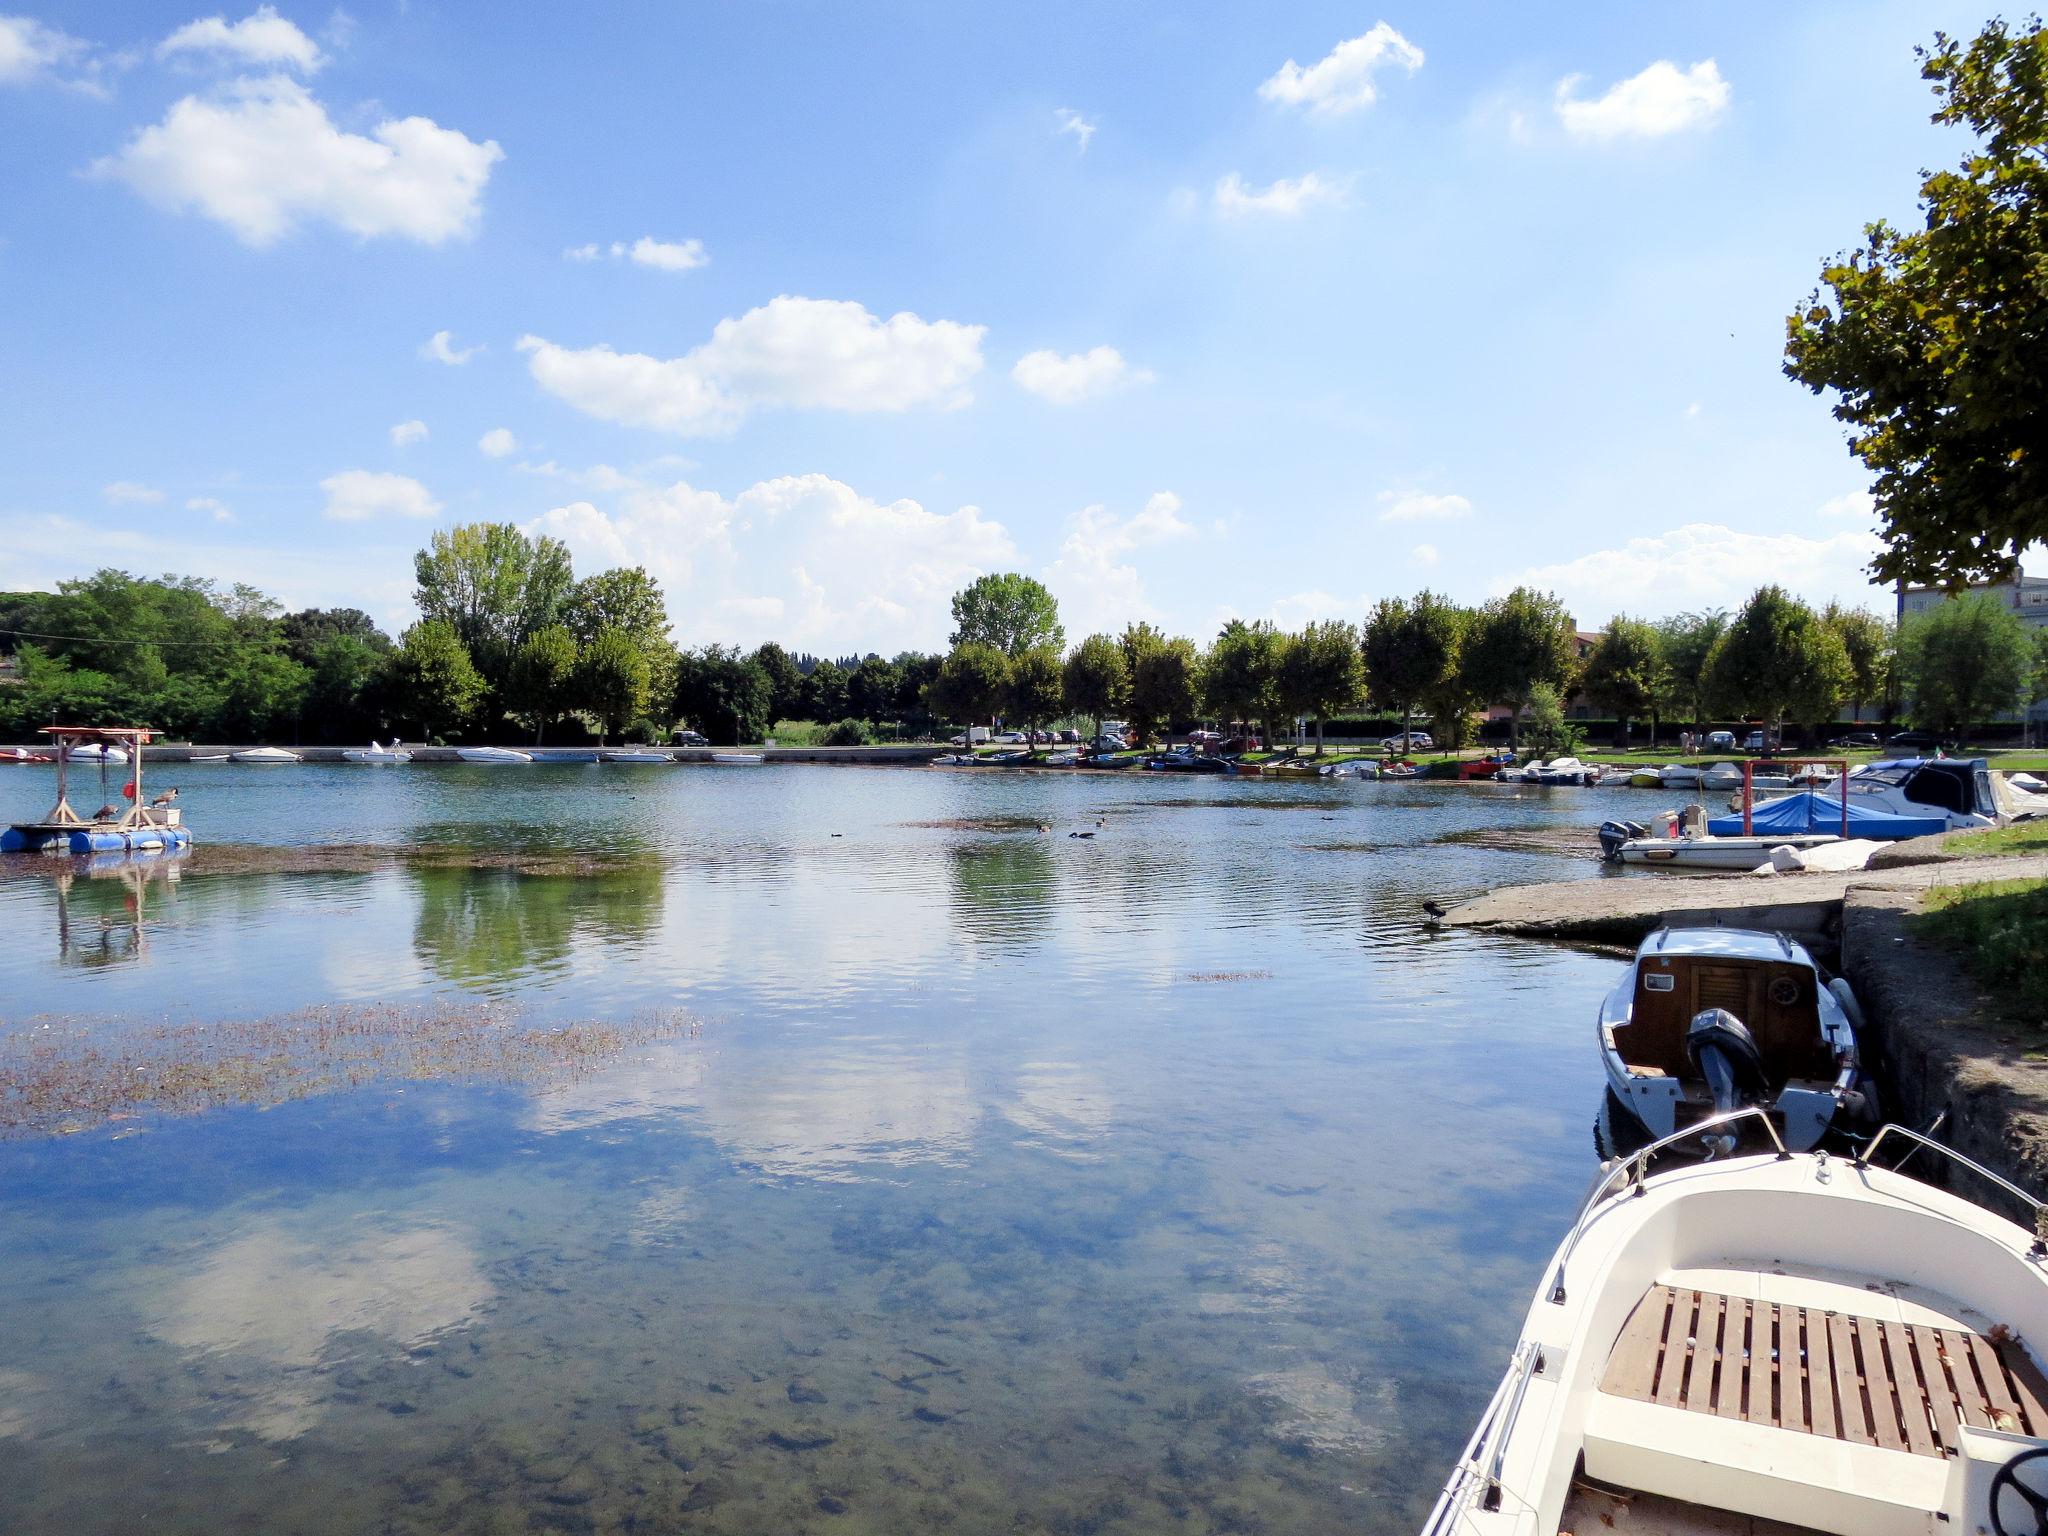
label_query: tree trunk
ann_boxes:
[1507,702,1520,753]
[1315,716,1325,757]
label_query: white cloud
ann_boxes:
[186,495,234,522]
[1268,589,1365,630]
[1410,543,1438,567]
[102,480,165,505]
[159,6,324,73]
[1504,521,1884,626]
[0,15,91,87]
[1818,491,1874,522]
[477,427,517,458]
[1214,171,1344,218]
[1054,107,1096,151]
[94,74,502,246]
[1377,490,1472,523]
[1011,345,1148,405]
[420,329,479,365]
[1259,23,1422,116]
[520,296,986,437]
[389,418,427,446]
[564,236,708,272]
[1556,60,1729,141]
[320,468,440,522]
[1044,491,1193,636]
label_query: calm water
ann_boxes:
[0,762,1632,1534]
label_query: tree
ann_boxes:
[1581,617,1670,749]
[891,651,944,738]
[802,659,849,723]
[949,573,1064,657]
[1362,594,1461,751]
[1462,587,1577,750]
[574,628,650,743]
[1896,593,2034,744]
[1004,646,1065,752]
[563,567,667,648]
[926,642,1010,734]
[1785,19,2048,587]
[1522,683,1581,758]
[1061,634,1129,738]
[1822,603,1894,724]
[303,634,387,742]
[506,625,580,744]
[1654,610,1728,732]
[847,655,903,726]
[1280,619,1366,755]
[413,523,574,689]
[673,645,772,745]
[386,620,484,742]
[279,607,391,666]
[1202,620,1285,745]
[1123,626,1198,745]
[1703,586,1851,744]
[750,642,807,722]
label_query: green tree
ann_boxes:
[926,642,1010,736]
[1580,616,1670,749]
[506,625,580,745]
[949,573,1064,657]
[674,645,772,745]
[303,634,386,742]
[1061,633,1129,738]
[1896,593,2034,745]
[802,659,850,722]
[1462,587,1578,750]
[574,627,651,743]
[386,620,484,742]
[749,642,807,722]
[279,607,392,666]
[1002,645,1064,751]
[1704,586,1852,744]
[1280,619,1366,755]
[413,523,574,690]
[1822,603,1894,725]
[1362,594,1462,751]
[891,651,944,737]
[1201,620,1284,744]
[1786,19,2048,587]
[847,655,903,727]
[563,567,667,648]
[1521,683,1581,757]
[1654,610,1728,732]
[1123,625,1197,745]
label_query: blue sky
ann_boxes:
[0,1,1992,652]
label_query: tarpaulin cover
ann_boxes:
[1708,791,1946,840]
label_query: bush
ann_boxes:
[819,718,875,746]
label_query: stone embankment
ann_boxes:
[80,744,952,766]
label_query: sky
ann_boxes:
[0,1,1997,654]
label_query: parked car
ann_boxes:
[1743,730,1773,753]
[1829,732,1881,749]
[1058,729,1082,743]
[993,731,1028,744]
[1886,729,1941,750]
[1091,735,1126,753]
[1705,730,1736,751]
[675,730,709,746]
[1381,731,1433,752]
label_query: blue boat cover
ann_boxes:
[1707,791,1946,840]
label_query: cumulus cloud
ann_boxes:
[1556,60,1729,141]
[1214,171,1344,217]
[477,427,517,458]
[102,480,165,504]
[1818,491,1874,521]
[1054,107,1096,151]
[420,330,479,365]
[159,6,323,73]
[1377,490,1472,523]
[1044,491,1193,636]
[0,14,94,88]
[1411,543,1438,567]
[519,296,987,437]
[1504,521,1884,626]
[320,468,440,521]
[1011,345,1148,405]
[94,74,502,246]
[1259,23,1422,115]
[565,236,707,272]
[389,418,427,446]
[186,495,234,522]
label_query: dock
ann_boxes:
[2,724,194,855]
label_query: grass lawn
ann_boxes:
[1943,822,2048,857]
[1915,878,2048,1017]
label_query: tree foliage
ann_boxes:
[1581,616,1669,745]
[1061,634,1129,733]
[1201,619,1283,736]
[1123,626,1198,744]
[674,644,771,745]
[1463,587,1577,748]
[926,642,1010,728]
[1282,619,1366,753]
[1822,603,1895,722]
[1362,593,1461,738]
[506,625,580,744]
[574,628,651,742]
[750,642,807,722]
[949,573,1064,657]
[1003,646,1065,745]
[413,523,574,689]
[1653,610,1727,728]
[388,620,484,741]
[1896,592,2034,743]
[1785,18,2048,586]
[1704,586,1851,734]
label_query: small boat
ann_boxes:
[1378,761,1421,780]
[599,749,673,764]
[2013,771,2046,794]
[1426,1109,2048,1536]
[536,750,600,764]
[1322,760,1377,779]
[710,752,766,765]
[1608,831,1844,869]
[0,747,51,764]
[65,743,130,764]
[187,754,230,763]
[1835,756,2002,830]
[1043,750,1080,766]
[1597,926,1868,1157]
[342,741,412,764]
[1626,771,1661,788]
[1493,761,1537,782]
[1085,753,1137,769]
[455,746,532,764]
[230,746,300,764]
[1526,757,1596,785]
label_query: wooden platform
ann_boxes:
[1561,1482,1825,1535]
[1601,1283,2048,1456]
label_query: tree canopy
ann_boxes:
[1785,18,2048,586]
[673,644,771,745]
[1704,586,1851,734]
[1897,592,2034,743]
[1580,616,1669,746]
[506,625,580,744]
[1362,593,1461,737]
[388,619,484,741]
[1122,624,1197,744]
[413,523,574,689]
[1201,620,1283,737]
[1462,587,1577,748]
[926,641,1010,729]
[949,573,1064,657]
[1061,634,1128,734]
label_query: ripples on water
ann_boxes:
[0,764,1635,1532]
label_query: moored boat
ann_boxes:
[230,746,301,764]
[64,742,130,764]
[710,751,766,765]
[1609,832,1844,869]
[342,741,412,764]
[599,749,673,763]
[455,746,532,764]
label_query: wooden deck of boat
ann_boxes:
[1560,1482,1824,1535]
[1601,1282,2048,1456]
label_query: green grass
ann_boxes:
[1915,878,2048,1017]
[1944,822,2048,857]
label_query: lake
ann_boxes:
[0,761,1631,1534]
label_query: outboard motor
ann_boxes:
[1686,1008,1769,1156]
[1598,819,1648,861]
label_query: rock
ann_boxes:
[765,1429,835,1452]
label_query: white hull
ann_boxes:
[231,747,301,763]
[599,750,673,763]
[342,743,411,764]
[1613,833,1841,869]
[711,752,765,764]
[455,747,532,764]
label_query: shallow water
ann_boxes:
[0,763,1636,1534]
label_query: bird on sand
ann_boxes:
[150,787,179,807]
[92,803,120,821]
[1421,899,1448,928]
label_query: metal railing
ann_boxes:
[1549,1106,1789,1304]
[1418,1339,1539,1536]
[1854,1124,2048,1257]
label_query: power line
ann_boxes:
[0,626,262,649]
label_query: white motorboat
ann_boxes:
[1655,762,1740,790]
[342,741,412,764]
[65,743,130,764]
[230,746,301,763]
[710,752,766,765]
[455,746,532,764]
[1324,761,1378,779]
[599,749,673,764]
[1837,757,2001,831]
[1610,832,1843,869]
[1422,1111,2048,1536]
[1527,757,1596,785]
[1595,927,1867,1156]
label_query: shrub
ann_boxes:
[819,718,875,746]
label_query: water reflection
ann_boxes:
[410,864,664,988]
[945,836,1056,945]
[49,852,185,968]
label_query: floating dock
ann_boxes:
[2,723,196,855]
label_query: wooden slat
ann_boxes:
[1700,1294,1728,1415]
[1906,1324,1962,1454]
[1603,1286,1670,1402]
[1656,1290,1697,1409]
[1879,1323,1938,1457]
[1829,1313,1876,1445]
[1940,1328,1993,1429]
[1997,1338,2048,1435]
[1761,1303,1782,1427]
[1714,1298,1749,1420]
[1968,1333,2026,1432]
[1860,1319,1908,1451]
[1807,1305,1839,1440]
